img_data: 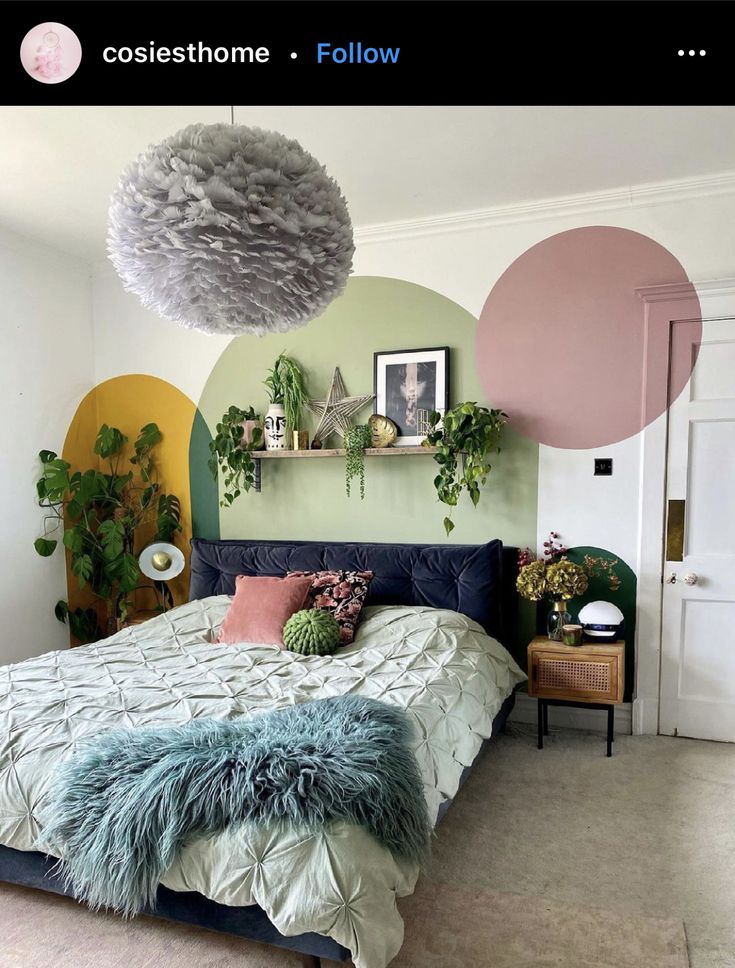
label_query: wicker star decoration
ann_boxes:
[306,367,374,443]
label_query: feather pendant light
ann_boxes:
[108,120,354,336]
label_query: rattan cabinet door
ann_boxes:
[529,649,621,703]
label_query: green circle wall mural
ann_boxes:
[188,274,539,567]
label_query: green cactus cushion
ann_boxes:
[283,609,341,656]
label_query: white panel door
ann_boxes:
[660,315,735,741]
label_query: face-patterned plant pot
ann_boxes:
[264,404,287,450]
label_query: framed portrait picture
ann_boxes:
[373,347,450,446]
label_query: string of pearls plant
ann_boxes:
[344,425,372,499]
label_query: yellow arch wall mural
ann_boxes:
[62,375,195,635]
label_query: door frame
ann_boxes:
[634,278,735,735]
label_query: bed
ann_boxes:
[0,538,525,968]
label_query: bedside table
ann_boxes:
[527,636,625,757]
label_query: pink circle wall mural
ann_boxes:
[476,226,702,448]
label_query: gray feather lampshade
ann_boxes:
[107,123,354,336]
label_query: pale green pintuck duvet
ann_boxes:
[0,601,525,968]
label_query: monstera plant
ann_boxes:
[34,422,181,642]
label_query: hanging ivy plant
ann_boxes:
[423,402,508,535]
[208,406,263,507]
[344,425,372,499]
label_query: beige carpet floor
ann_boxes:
[4,723,733,968]
[1,878,687,968]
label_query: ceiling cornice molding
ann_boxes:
[354,170,735,246]
[636,282,701,303]
[637,278,735,302]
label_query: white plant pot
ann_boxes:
[264,403,287,450]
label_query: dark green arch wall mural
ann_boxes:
[566,546,637,700]
[189,408,220,540]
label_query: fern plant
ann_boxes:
[423,402,507,535]
[34,422,181,641]
[208,405,263,507]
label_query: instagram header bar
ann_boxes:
[3,0,724,105]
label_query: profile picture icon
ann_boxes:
[20,23,82,83]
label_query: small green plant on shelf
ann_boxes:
[344,424,372,499]
[423,402,508,535]
[208,405,263,507]
[33,422,181,642]
[263,352,309,431]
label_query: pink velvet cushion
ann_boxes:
[217,575,313,646]
[288,570,374,645]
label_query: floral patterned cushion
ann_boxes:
[287,570,374,645]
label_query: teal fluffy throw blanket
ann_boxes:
[38,696,431,915]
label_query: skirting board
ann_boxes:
[632,697,659,736]
[509,692,632,735]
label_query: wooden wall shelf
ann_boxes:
[252,446,437,459]
[249,445,438,491]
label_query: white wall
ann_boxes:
[92,269,230,403]
[0,228,93,663]
[88,184,735,728]
[353,190,735,572]
[7,174,732,687]
[91,191,735,577]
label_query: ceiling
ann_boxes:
[1,105,735,262]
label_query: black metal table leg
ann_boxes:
[607,705,614,757]
[537,699,544,749]
[533,698,616,756]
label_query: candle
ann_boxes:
[562,624,583,646]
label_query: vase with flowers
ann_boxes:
[516,532,622,641]
[517,557,588,640]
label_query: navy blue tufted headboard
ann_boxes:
[189,538,509,641]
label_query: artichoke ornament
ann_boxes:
[283,609,341,656]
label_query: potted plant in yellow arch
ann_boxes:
[33,422,182,643]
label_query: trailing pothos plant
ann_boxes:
[208,405,263,508]
[34,422,181,642]
[344,425,372,499]
[423,402,508,535]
